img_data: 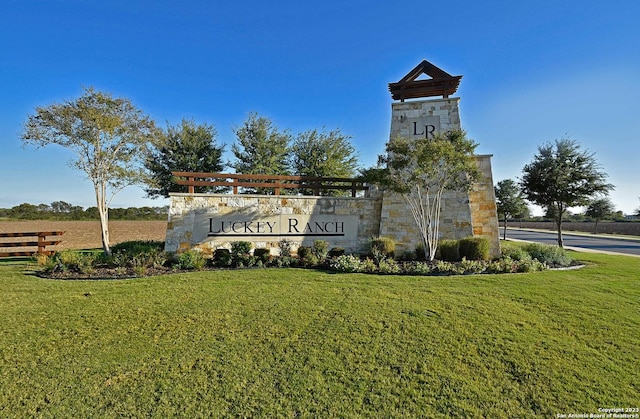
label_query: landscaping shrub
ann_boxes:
[296,245,312,260]
[434,260,464,275]
[212,248,232,267]
[296,246,319,267]
[231,241,254,267]
[378,258,401,274]
[174,249,207,270]
[254,248,271,264]
[111,240,165,254]
[500,246,531,262]
[330,254,365,273]
[328,247,345,258]
[458,237,490,261]
[459,257,487,274]
[40,250,96,275]
[415,242,426,261]
[312,240,329,261]
[369,237,396,262]
[278,239,292,257]
[437,239,460,261]
[523,243,573,267]
[405,261,433,275]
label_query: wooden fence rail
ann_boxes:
[172,172,370,197]
[0,231,64,258]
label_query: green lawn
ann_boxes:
[1,252,638,418]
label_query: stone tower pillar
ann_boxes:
[378,60,500,258]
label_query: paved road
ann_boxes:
[505,228,640,257]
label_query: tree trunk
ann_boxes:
[95,184,111,256]
[503,218,508,240]
[556,214,564,248]
[594,219,599,234]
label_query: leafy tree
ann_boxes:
[21,87,159,255]
[7,203,39,219]
[520,138,613,247]
[584,198,615,234]
[494,179,528,240]
[144,118,225,198]
[290,128,359,195]
[373,130,480,261]
[230,112,291,193]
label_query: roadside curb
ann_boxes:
[505,238,640,258]
[506,227,640,242]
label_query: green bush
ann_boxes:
[254,248,271,264]
[405,261,433,275]
[458,237,490,261]
[378,258,401,274]
[328,247,345,258]
[111,240,165,254]
[213,248,232,267]
[64,250,98,274]
[500,246,531,261]
[107,240,167,271]
[175,250,206,270]
[230,241,252,257]
[278,239,292,257]
[361,258,378,273]
[369,237,396,261]
[415,242,426,261]
[330,254,365,273]
[523,243,573,267]
[296,246,319,267]
[312,240,329,261]
[273,256,294,268]
[459,258,487,274]
[231,241,253,267]
[296,246,312,260]
[437,240,460,261]
[40,250,97,275]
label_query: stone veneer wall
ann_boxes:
[165,193,383,255]
[469,155,501,257]
[390,97,461,138]
[378,189,474,255]
[377,156,500,259]
[380,96,500,258]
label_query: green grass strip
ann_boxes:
[1,252,638,417]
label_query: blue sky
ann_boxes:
[1,0,639,215]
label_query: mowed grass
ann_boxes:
[1,251,638,417]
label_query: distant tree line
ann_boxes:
[0,201,168,221]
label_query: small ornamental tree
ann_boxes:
[495,179,528,240]
[144,118,225,198]
[520,138,613,247]
[21,87,159,255]
[584,197,615,234]
[374,130,480,261]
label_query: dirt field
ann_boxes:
[0,220,167,251]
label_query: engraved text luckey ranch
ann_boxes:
[208,217,348,237]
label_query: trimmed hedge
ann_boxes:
[437,239,460,261]
[458,236,490,261]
